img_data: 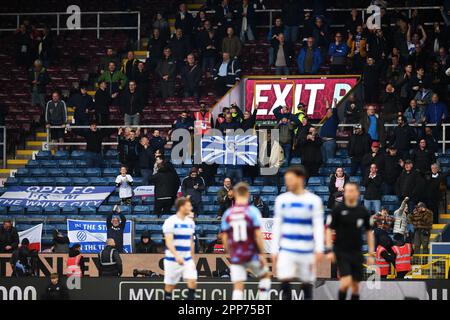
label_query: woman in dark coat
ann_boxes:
[327,167,350,209]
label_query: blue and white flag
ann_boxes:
[67,219,133,253]
[0,186,114,208]
[201,135,258,165]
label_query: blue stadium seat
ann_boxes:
[55,177,72,186]
[79,206,97,214]
[86,168,102,177]
[9,206,25,214]
[207,186,221,195]
[142,197,155,205]
[30,168,47,177]
[102,168,117,177]
[349,176,361,184]
[44,207,61,215]
[53,150,70,160]
[48,168,65,177]
[314,186,329,194]
[72,178,89,186]
[38,177,55,185]
[195,225,204,235]
[27,206,43,215]
[108,160,122,168]
[0,206,7,215]
[15,168,29,177]
[249,186,261,195]
[75,160,88,168]
[62,206,79,215]
[290,158,301,165]
[71,150,87,159]
[308,176,323,186]
[5,177,20,186]
[107,195,120,205]
[147,224,162,234]
[22,178,39,186]
[41,160,58,168]
[261,186,277,195]
[202,224,220,235]
[133,177,144,186]
[98,205,113,214]
[89,177,109,186]
[134,206,151,214]
[382,195,399,203]
[104,149,119,159]
[26,160,40,168]
[59,160,75,168]
[198,214,218,220]
[35,150,52,160]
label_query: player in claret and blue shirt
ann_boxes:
[221,182,271,300]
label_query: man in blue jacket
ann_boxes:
[297,37,323,74]
[425,93,448,139]
[328,32,349,74]
[319,99,339,163]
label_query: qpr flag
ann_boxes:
[201,135,258,165]
[18,224,43,252]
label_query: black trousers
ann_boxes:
[154,198,175,215]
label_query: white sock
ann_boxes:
[258,278,271,300]
[232,289,244,300]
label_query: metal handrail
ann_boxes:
[0,126,6,169]
[0,11,141,43]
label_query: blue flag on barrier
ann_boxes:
[201,135,258,165]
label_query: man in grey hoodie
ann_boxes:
[45,90,67,149]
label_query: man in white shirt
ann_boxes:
[162,197,197,300]
[272,166,325,300]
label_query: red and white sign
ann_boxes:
[18,224,43,252]
[245,76,360,120]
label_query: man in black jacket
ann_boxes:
[348,124,371,176]
[98,238,123,276]
[181,54,202,101]
[156,47,177,99]
[362,141,385,176]
[118,128,140,175]
[396,160,424,212]
[42,273,69,300]
[120,81,143,126]
[181,167,206,214]
[149,160,181,215]
[74,122,113,167]
[363,164,383,214]
[10,238,38,277]
[94,80,112,125]
[136,231,157,253]
[0,220,19,253]
[213,52,241,97]
[240,107,257,131]
[169,28,192,68]
[383,146,403,195]
[271,32,292,75]
[69,82,94,126]
[106,205,127,253]
[138,136,155,185]
[391,115,416,160]
[411,139,436,174]
[425,163,445,223]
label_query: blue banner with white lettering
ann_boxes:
[67,219,133,253]
[0,186,115,208]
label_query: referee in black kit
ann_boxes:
[325,182,375,300]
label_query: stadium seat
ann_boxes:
[27,206,43,215]
[86,168,102,177]
[79,206,97,214]
[48,168,65,177]
[53,150,70,160]
[44,207,61,215]
[134,205,150,215]
[59,160,76,168]
[35,151,52,160]
[71,150,87,159]
[55,177,72,186]
[30,168,47,177]
[72,177,90,186]
[89,177,109,186]
[102,168,117,177]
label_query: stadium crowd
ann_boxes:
[1,1,450,281]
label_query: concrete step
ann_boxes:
[7,159,28,169]
[35,132,48,141]
[25,141,44,150]
[0,168,12,178]
[16,149,36,160]
[432,223,447,230]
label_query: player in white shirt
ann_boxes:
[272,166,325,300]
[115,166,133,205]
[162,197,197,300]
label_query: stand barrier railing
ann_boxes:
[0,11,141,43]
[46,123,448,154]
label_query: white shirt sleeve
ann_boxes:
[312,196,325,253]
[126,175,133,183]
[271,196,283,254]
[162,217,174,234]
[115,175,122,185]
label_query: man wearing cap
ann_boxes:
[409,202,433,254]
[396,160,424,212]
[348,124,371,176]
[181,167,206,214]
[362,141,385,176]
